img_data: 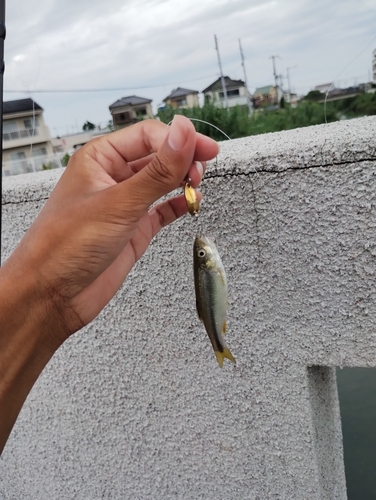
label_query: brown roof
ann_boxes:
[202,77,245,93]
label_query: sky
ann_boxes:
[3,0,376,137]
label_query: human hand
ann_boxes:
[3,115,219,344]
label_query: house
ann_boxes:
[283,92,298,107]
[52,130,107,154]
[2,98,56,176]
[109,95,153,130]
[202,77,252,109]
[314,83,334,94]
[163,87,199,109]
[253,85,279,108]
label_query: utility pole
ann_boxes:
[286,66,297,104]
[286,67,291,102]
[270,55,279,105]
[0,0,5,265]
[238,38,252,115]
[214,35,228,108]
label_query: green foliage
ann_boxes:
[157,100,336,140]
[61,153,70,167]
[347,92,376,116]
[157,92,375,141]
[83,120,96,131]
[304,90,324,101]
[42,162,54,170]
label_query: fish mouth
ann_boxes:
[195,233,214,244]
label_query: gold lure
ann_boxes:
[184,181,200,216]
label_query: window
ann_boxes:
[176,99,187,107]
[136,107,147,116]
[10,151,26,161]
[32,147,47,157]
[219,89,240,98]
[3,121,18,134]
[24,117,39,129]
[116,112,131,123]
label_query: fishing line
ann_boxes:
[177,117,281,270]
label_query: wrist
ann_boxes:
[0,255,67,453]
[0,254,67,354]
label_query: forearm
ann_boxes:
[0,257,63,454]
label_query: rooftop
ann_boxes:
[202,76,245,93]
[3,98,43,115]
[254,85,275,95]
[163,87,198,101]
[109,95,152,109]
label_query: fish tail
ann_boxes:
[215,348,236,368]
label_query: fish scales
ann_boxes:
[193,234,236,367]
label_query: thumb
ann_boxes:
[123,115,197,211]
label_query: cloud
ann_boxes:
[4,0,376,134]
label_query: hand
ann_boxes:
[3,115,219,343]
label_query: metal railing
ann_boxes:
[2,152,66,177]
[3,128,38,141]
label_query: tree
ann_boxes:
[82,121,96,131]
[304,90,324,102]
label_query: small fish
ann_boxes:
[193,234,236,367]
[184,182,200,216]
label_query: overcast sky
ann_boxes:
[4,0,376,136]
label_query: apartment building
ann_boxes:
[2,98,55,176]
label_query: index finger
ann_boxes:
[106,119,219,164]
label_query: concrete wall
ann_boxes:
[1,116,376,499]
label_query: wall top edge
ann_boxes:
[2,116,376,204]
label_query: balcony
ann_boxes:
[2,125,51,149]
[2,152,66,177]
[3,128,38,141]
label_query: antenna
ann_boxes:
[214,35,228,108]
[269,55,280,105]
[0,0,5,266]
[238,38,252,115]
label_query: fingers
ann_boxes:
[148,192,202,237]
[106,117,219,164]
[110,116,199,216]
[79,117,218,184]
[70,193,196,324]
[186,161,205,188]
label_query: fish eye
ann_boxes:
[197,249,206,258]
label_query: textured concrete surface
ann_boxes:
[1,116,376,499]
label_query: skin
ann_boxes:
[0,115,219,454]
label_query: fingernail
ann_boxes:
[195,161,203,178]
[168,116,186,151]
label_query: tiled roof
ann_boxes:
[254,85,274,95]
[109,95,152,109]
[202,77,245,93]
[163,87,198,101]
[3,98,43,114]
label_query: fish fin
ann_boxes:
[215,347,236,368]
[196,299,203,322]
[222,320,227,335]
[218,268,226,287]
